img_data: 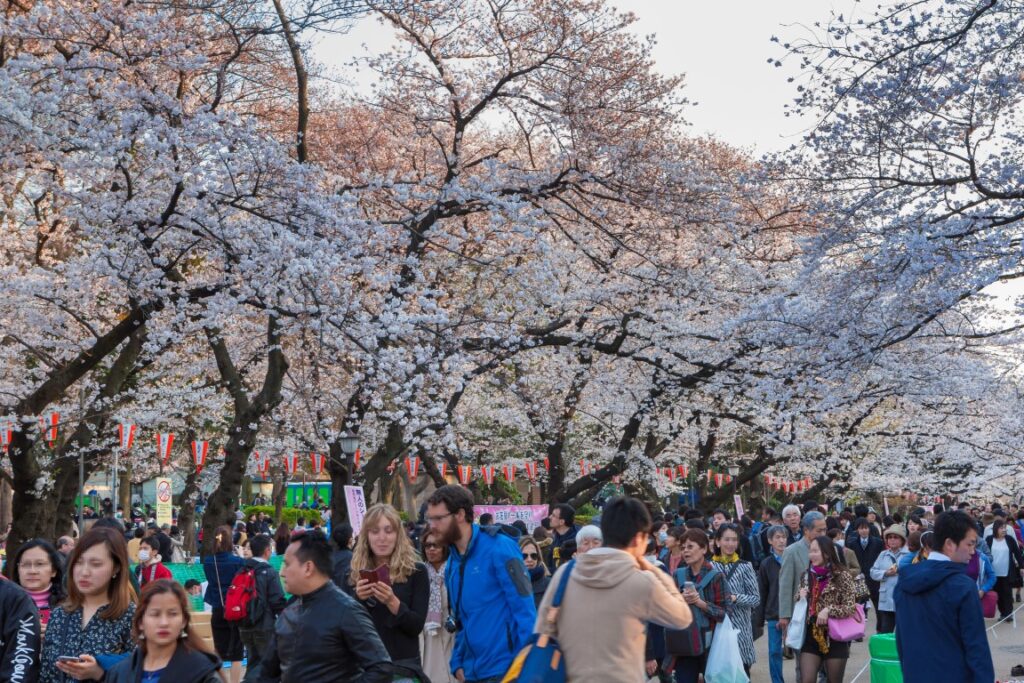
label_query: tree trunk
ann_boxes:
[0,480,11,537]
[8,326,146,558]
[177,462,202,558]
[271,467,286,525]
[200,316,287,556]
[119,462,132,513]
[327,441,352,527]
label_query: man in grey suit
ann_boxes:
[778,510,827,681]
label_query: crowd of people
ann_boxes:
[0,490,1013,683]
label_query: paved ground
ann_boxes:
[748,610,1024,682]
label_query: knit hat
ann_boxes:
[883,525,907,542]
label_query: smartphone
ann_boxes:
[377,565,392,586]
[57,656,83,664]
[683,581,696,592]
[359,569,379,584]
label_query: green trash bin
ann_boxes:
[869,633,903,683]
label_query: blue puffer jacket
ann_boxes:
[446,525,536,681]
[894,559,993,683]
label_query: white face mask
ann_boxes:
[138,550,151,563]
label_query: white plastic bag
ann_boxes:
[785,597,808,650]
[704,614,750,683]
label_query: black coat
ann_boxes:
[357,563,429,665]
[756,554,782,624]
[984,534,1024,588]
[331,549,354,594]
[241,558,288,631]
[104,644,221,683]
[848,535,884,590]
[256,581,392,683]
[0,578,41,683]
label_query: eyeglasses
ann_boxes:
[424,543,442,550]
[425,512,454,524]
[522,552,539,560]
[18,561,51,571]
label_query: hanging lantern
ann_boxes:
[502,463,517,481]
[118,423,136,451]
[1,423,11,452]
[678,464,688,479]
[156,433,175,466]
[440,462,449,479]
[481,465,496,485]
[405,456,420,481]
[523,462,538,480]
[284,453,300,475]
[191,441,209,474]
[354,448,361,470]
[714,473,724,487]
[311,453,326,474]
[40,412,59,448]
[458,465,473,485]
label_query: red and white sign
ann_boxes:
[40,412,58,447]
[311,452,326,474]
[118,423,136,451]
[157,433,175,466]
[191,441,209,474]
[457,465,473,485]
[284,453,300,475]
[405,456,420,481]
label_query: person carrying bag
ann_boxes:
[665,529,727,683]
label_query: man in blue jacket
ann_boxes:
[426,485,536,683]
[894,510,994,683]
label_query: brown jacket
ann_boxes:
[535,548,692,683]
[798,566,858,619]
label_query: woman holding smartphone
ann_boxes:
[104,580,222,683]
[350,503,429,668]
[11,538,67,639]
[40,527,137,682]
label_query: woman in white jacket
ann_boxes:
[870,525,911,634]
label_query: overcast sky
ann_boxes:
[313,1,882,153]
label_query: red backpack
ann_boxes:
[223,567,259,624]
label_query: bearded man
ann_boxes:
[425,485,536,683]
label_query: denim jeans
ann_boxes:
[767,619,785,683]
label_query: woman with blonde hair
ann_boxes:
[104,579,222,682]
[40,527,138,682]
[519,536,550,608]
[350,503,429,667]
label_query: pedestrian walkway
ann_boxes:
[749,611,1024,682]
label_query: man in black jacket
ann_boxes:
[330,523,354,593]
[256,529,391,683]
[240,534,288,680]
[0,576,41,683]
[756,525,788,683]
[848,517,885,614]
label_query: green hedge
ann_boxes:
[242,506,317,528]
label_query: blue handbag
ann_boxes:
[501,560,576,683]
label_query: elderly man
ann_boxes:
[576,525,602,553]
[778,510,827,682]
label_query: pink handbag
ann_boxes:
[982,591,998,618]
[828,603,866,642]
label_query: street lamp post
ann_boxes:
[339,431,360,475]
[728,466,740,517]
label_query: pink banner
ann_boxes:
[474,505,549,532]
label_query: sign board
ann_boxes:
[155,477,173,527]
[344,485,368,534]
[474,505,550,532]
[733,495,745,521]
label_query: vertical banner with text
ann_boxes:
[344,485,368,535]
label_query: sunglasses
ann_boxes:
[522,552,539,560]
[424,543,442,550]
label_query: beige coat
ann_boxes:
[535,547,692,683]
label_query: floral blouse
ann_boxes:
[40,603,136,683]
